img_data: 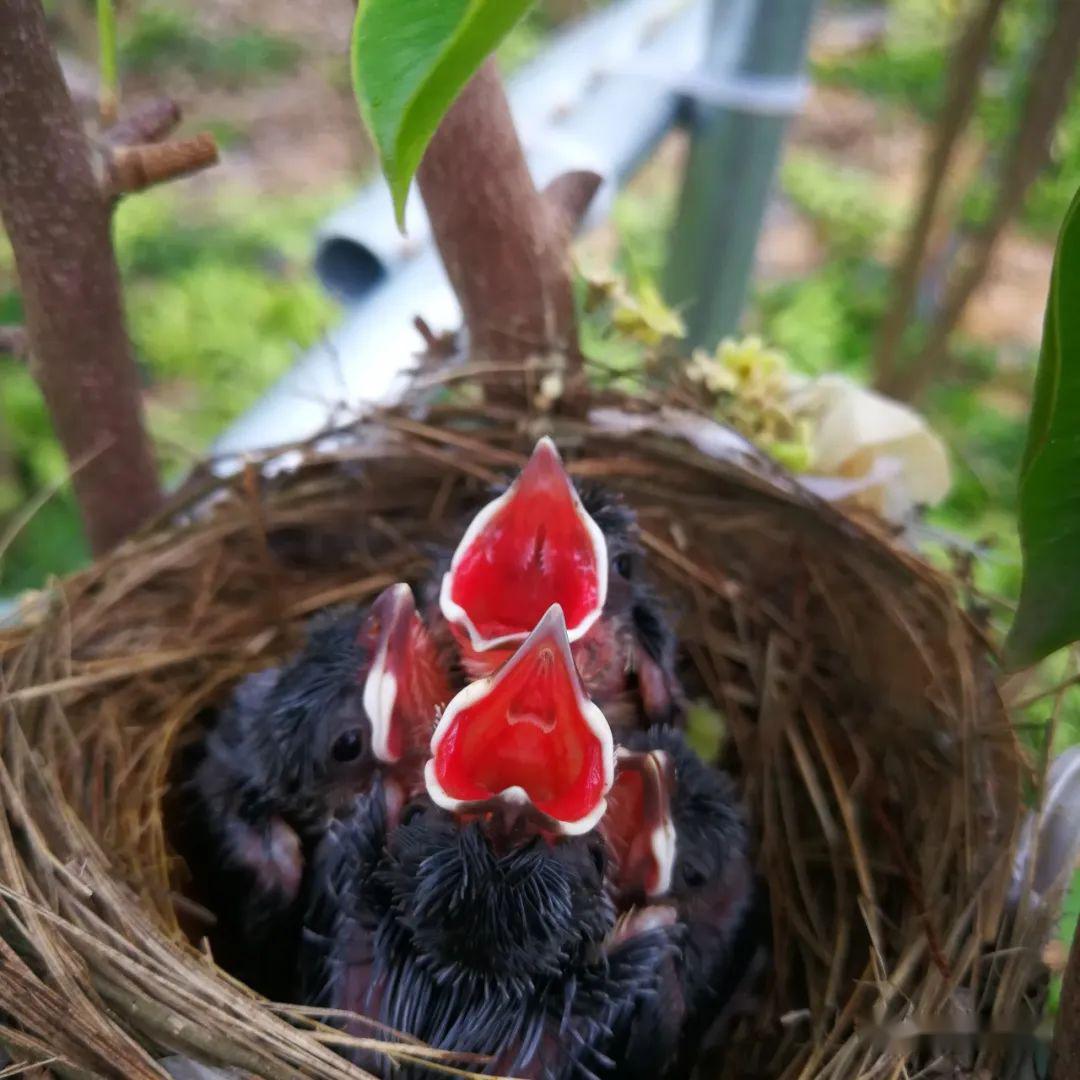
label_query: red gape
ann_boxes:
[603,748,677,901]
[361,584,453,766]
[439,437,608,669]
[425,604,614,835]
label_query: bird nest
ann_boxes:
[0,382,1042,1079]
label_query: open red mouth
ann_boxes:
[361,583,451,764]
[425,604,614,834]
[604,747,677,898]
[439,437,608,653]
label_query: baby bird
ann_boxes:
[302,606,681,1078]
[435,437,684,730]
[605,727,765,1076]
[179,583,450,997]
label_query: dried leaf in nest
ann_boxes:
[0,382,1040,1079]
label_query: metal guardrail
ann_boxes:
[665,0,819,348]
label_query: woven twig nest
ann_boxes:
[0,384,1040,1079]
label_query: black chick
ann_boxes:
[433,436,684,732]
[178,583,450,997]
[301,603,680,1078]
[303,799,679,1079]
[606,726,766,1077]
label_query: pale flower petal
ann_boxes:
[789,374,951,520]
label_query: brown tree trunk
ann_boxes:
[417,59,596,381]
[883,0,1080,403]
[0,0,162,553]
[1053,930,1080,1077]
[872,0,1006,393]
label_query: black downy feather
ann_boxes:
[178,608,381,996]
[304,801,680,1079]
[620,726,765,1076]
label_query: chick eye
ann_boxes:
[682,863,707,889]
[613,553,633,579]
[591,844,606,880]
[331,728,365,763]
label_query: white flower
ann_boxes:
[789,374,951,521]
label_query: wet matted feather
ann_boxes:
[0,381,1043,1079]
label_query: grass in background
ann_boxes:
[120,6,301,84]
[0,189,340,593]
[115,188,340,464]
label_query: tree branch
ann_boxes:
[417,60,597,388]
[886,0,1080,402]
[872,0,1006,394]
[0,0,163,552]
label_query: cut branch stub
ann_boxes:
[103,134,220,200]
[542,169,604,239]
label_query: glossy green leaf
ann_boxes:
[351,0,534,229]
[1005,184,1080,668]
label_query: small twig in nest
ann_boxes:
[413,316,459,364]
[871,797,952,980]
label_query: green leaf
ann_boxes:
[350,0,534,228]
[1004,183,1080,669]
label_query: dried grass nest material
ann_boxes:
[0,392,1043,1079]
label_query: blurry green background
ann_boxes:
[0,0,1068,645]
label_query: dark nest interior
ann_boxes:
[0,389,1048,1079]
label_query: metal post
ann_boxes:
[665,0,819,349]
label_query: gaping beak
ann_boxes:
[604,748,677,899]
[439,437,609,655]
[425,604,615,836]
[362,583,450,764]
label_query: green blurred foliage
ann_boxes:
[116,189,340,471]
[574,181,682,386]
[813,0,947,119]
[685,700,726,764]
[120,6,301,83]
[1049,870,1080,1013]
[781,152,900,257]
[496,6,550,72]
[1,190,339,590]
[816,0,1080,237]
[758,262,892,376]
